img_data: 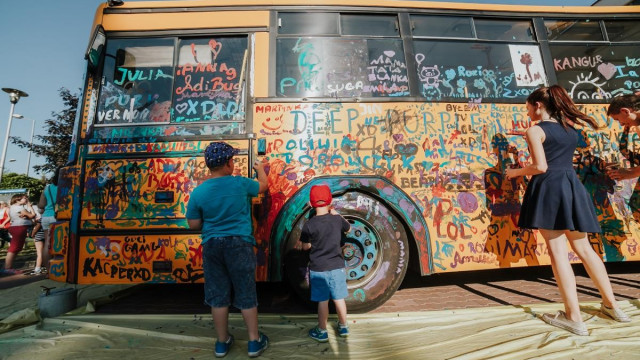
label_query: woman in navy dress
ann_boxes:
[505,85,630,335]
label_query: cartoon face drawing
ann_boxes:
[419,65,441,87]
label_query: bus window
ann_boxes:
[544,19,604,42]
[413,41,546,100]
[551,44,639,100]
[278,12,339,35]
[411,15,473,39]
[604,20,640,42]
[473,19,534,42]
[173,36,248,123]
[277,13,407,98]
[97,38,175,125]
[341,14,399,37]
[86,26,105,70]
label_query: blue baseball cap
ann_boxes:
[204,142,239,169]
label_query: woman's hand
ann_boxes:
[505,167,518,180]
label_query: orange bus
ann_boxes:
[50,0,640,312]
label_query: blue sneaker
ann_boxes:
[248,332,269,357]
[338,324,350,337]
[215,334,234,358]
[309,326,328,342]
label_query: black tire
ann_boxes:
[284,191,409,313]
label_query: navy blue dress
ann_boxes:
[518,121,601,233]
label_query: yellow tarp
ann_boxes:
[1,298,638,359]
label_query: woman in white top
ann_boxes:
[3,194,36,272]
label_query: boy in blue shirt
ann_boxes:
[298,184,351,342]
[186,142,269,358]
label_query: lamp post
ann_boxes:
[12,114,35,177]
[1,88,29,184]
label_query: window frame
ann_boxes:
[93,33,252,128]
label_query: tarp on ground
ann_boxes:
[0,297,638,359]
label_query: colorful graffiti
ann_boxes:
[78,234,203,284]
[253,101,640,273]
[59,100,640,285]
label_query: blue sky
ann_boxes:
[0,0,597,177]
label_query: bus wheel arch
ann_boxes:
[272,176,432,312]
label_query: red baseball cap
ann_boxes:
[309,185,332,208]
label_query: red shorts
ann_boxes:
[8,225,29,253]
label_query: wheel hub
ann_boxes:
[343,219,378,281]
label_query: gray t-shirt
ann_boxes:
[9,204,33,226]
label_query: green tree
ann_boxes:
[0,172,45,203]
[11,87,77,176]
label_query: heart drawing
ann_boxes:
[174,103,189,114]
[597,62,617,80]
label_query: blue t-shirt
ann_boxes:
[186,176,259,244]
[43,184,58,217]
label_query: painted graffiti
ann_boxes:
[79,234,204,283]
[254,102,640,272]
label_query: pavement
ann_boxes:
[0,240,48,290]
[3,240,639,314]
[2,244,640,359]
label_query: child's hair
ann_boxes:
[10,194,27,205]
[607,94,640,116]
[527,85,599,130]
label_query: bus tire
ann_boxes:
[284,191,409,313]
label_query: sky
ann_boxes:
[0,0,597,178]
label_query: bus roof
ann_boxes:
[100,0,640,14]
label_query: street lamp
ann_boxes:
[1,88,29,184]
[12,114,35,177]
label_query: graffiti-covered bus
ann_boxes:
[50,0,640,311]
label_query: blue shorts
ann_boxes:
[202,236,257,309]
[41,216,56,231]
[310,268,348,302]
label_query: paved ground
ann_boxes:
[89,261,640,315]
[3,241,639,314]
[372,262,640,313]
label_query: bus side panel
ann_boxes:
[77,234,203,284]
[49,222,70,282]
[254,102,640,276]
[57,166,81,221]
[76,145,271,282]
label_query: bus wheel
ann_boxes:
[284,192,409,313]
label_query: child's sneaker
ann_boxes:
[309,326,328,342]
[33,267,42,275]
[338,324,350,337]
[214,334,234,358]
[247,332,268,357]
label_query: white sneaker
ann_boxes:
[601,303,631,323]
[541,311,589,336]
[33,267,42,275]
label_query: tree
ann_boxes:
[0,172,45,203]
[11,87,77,176]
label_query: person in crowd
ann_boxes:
[297,184,351,342]
[30,204,46,275]
[186,142,269,358]
[606,94,640,181]
[2,194,36,273]
[37,168,60,273]
[0,201,11,248]
[505,85,630,336]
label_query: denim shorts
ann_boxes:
[41,216,56,231]
[202,236,257,309]
[310,268,348,302]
